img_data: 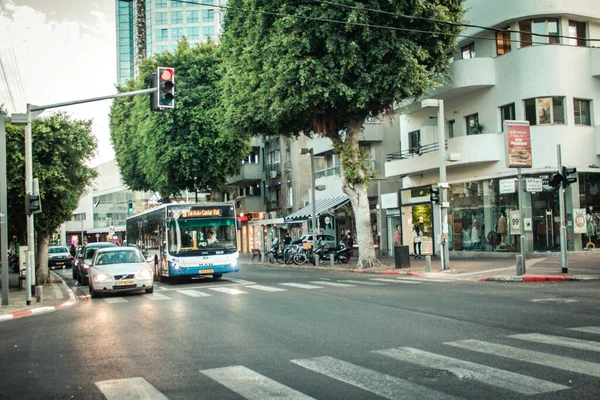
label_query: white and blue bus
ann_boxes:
[126,203,239,281]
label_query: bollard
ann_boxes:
[315,254,320,267]
[35,285,43,303]
[330,253,335,267]
[516,255,523,276]
[425,255,431,272]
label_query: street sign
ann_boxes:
[499,179,516,194]
[510,210,521,235]
[525,178,543,192]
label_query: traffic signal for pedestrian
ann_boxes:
[562,166,577,188]
[157,66,175,109]
[430,187,440,204]
[127,199,133,213]
[548,172,564,189]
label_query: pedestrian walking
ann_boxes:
[412,225,422,258]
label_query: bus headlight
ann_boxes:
[230,254,239,267]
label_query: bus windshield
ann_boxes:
[168,217,236,255]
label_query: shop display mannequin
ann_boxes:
[497,212,507,247]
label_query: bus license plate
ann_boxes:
[200,269,214,274]
[117,280,135,286]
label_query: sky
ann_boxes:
[0,0,117,166]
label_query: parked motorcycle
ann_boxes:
[268,238,280,263]
[334,240,351,264]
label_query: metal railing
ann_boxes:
[386,141,448,161]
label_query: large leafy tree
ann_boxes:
[6,112,97,284]
[221,1,464,268]
[110,40,250,200]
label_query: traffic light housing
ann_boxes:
[430,187,440,204]
[562,166,577,188]
[156,66,174,109]
[25,194,41,215]
[548,172,564,189]
[127,199,133,213]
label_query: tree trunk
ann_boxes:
[338,118,381,269]
[36,233,51,284]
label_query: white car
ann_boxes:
[88,247,154,298]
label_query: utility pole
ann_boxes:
[0,115,9,305]
[557,144,568,273]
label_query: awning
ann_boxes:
[248,218,285,226]
[284,195,350,223]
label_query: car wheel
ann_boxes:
[212,273,223,280]
[72,269,77,279]
[145,285,154,294]
[89,284,97,299]
[82,276,89,286]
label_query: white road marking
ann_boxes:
[103,297,128,304]
[291,356,458,399]
[337,280,387,285]
[279,283,323,289]
[511,333,600,352]
[229,279,256,285]
[52,284,64,299]
[309,281,356,287]
[245,285,287,292]
[95,377,168,400]
[374,347,568,395]
[396,277,451,283]
[446,339,600,378]
[208,287,247,295]
[369,278,421,284]
[569,327,600,335]
[145,292,171,301]
[201,365,314,400]
[177,290,211,298]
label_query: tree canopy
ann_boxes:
[110,40,251,200]
[220,0,464,268]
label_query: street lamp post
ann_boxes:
[301,148,317,235]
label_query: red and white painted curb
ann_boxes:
[479,275,591,282]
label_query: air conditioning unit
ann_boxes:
[270,170,277,178]
[303,200,310,207]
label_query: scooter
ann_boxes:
[268,238,280,263]
[335,240,351,264]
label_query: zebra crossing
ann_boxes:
[95,325,600,399]
[97,277,434,304]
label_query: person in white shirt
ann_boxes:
[206,231,218,245]
[412,225,422,258]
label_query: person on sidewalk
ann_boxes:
[393,225,401,246]
[412,225,422,258]
[343,231,354,256]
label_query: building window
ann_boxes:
[448,120,455,139]
[496,29,511,55]
[500,103,516,130]
[172,28,184,42]
[574,99,591,126]
[171,11,183,24]
[523,97,565,125]
[202,9,215,22]
[187,27,199,41]
[156,0,167,9]
[408,130,421,153]
[155,45,169,54]
[187,10,199,24]
[156,12,167,25]
[569,21,587,47]
[465,114,480,135]
[171,0,182,7]
[156,28,168,42]
[520,18,559,47]
[202,25,215,40]
[461,43,475,59]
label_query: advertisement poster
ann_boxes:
[573,208,587,234]
[510,210,521,235]
[505,121,532,168]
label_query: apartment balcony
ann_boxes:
[226,163,261,185]
[385,132,504,177]
[266,163,282,179]
[592,47,600,78]
[235,196,263,213]
[432,58,496,100]
[266,200,279,211]
[358,121,385,142]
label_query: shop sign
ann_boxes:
[504,120,532,168]
[525,178,543,193]
[573,208,587,234]
[499,179,516,194]
[510,210,521,235]
[381,192,398,209]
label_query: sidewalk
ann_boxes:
[243,250,600,282]
[0,268,77,322]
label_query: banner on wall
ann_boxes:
[504,120,532,168]
[573,208,587,234]
[510,210,521,235]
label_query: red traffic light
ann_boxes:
[160,68,174,81]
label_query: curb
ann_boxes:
[0,271,78,323]
[478,275,599,282]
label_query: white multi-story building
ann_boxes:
[384,0,600,255]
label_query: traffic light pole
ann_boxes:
[557,144,568,273]
[0,115,9,305]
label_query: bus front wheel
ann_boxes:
[212,273,223,280]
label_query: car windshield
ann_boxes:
[95,250,144,265]
[49,247,69,254]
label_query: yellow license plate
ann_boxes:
[56,262,64,265]
[117,280,135,286]
[200,269,214,274]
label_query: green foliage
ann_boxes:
[6,112,97,242]
[110,39,251,199]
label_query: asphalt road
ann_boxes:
[1,263,600,399]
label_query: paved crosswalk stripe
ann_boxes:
[145,292,171,301]
[370,278,421,284]
[338,280,387,285]
[447,339,600,378]
[309,281,356,287]
[208,287,247,295]
[569,326,600,335]
[201,365,314,399]
[279,283,323,289]
[246,285,287,292]
[374,347,568,395]
[95,377,168,399]
[177,290,211,298]
[396,277,451,283]
[511,333,600,353]
[103,297,128,304]
[291,356,458,399]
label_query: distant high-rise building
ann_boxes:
[115,0,225,86]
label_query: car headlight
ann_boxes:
[93,274,111,282]
[135,269,152,279]
[83,264,90,269]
